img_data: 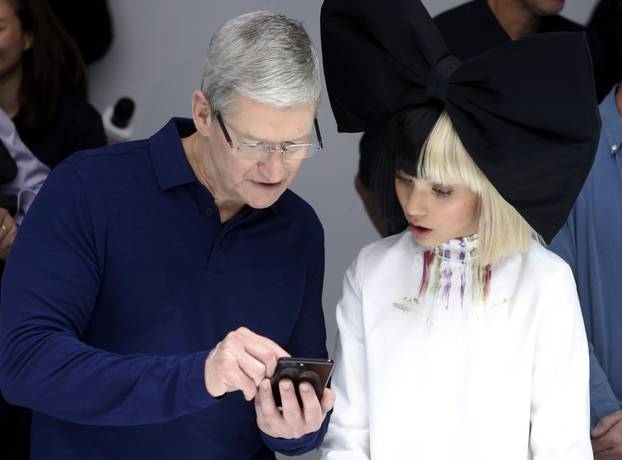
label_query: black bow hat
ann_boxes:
[321,0,601,243]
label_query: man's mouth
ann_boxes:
[252,180,283,188]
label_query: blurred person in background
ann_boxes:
[551,1,622,458]
[588,0,622,93]
[0,0,106,169]
[0,107,48,460]
[0,1,106,458]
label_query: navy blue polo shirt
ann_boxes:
[0,118,329,459]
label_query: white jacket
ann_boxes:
[321,232,592,460]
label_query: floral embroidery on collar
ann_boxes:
[392,236,493,312]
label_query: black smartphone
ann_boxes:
[270,357,334,407]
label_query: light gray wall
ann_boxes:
[88,1,596,458]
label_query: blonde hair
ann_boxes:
[418,112,538,265]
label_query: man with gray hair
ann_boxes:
[0,11,334,460]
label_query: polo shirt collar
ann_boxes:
[149,118,198,191]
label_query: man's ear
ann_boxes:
[192,90,213,136]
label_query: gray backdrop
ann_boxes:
[88,1,597,458]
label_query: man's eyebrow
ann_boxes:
[237,129,313,145]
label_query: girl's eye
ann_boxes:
[433,187,452,197]
[395,174,412,184]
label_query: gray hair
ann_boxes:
[201,11,321,114]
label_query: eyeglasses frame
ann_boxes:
[215,112,323,159]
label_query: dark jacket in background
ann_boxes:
[13,95,107,169]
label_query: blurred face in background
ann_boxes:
[0,0,31,82]
[518,0,565,16]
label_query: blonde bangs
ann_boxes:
[417,112,538,265]
[417,112,486,194]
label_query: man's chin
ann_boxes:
[246,181,288,205]
[246,193,283,210]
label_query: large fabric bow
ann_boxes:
[321,0,601,242]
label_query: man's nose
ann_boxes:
[258,151,286,181]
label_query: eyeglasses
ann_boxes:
[215,112,323,160]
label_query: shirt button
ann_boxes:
[612,144,618,153]
[205,207,213,216]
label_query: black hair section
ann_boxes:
[369,106,442,233]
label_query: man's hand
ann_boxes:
[204,327,289,401]
[0,208,17,260]
[592,410,622,460]
[254,376,335,439]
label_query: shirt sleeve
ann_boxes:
[0,162,220,426]
[261,222,332,454]
[320,255,370,460]
[589,342,622,427]
[0,109,49,224]
[550,214,622,428]
[529,262,592,459]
